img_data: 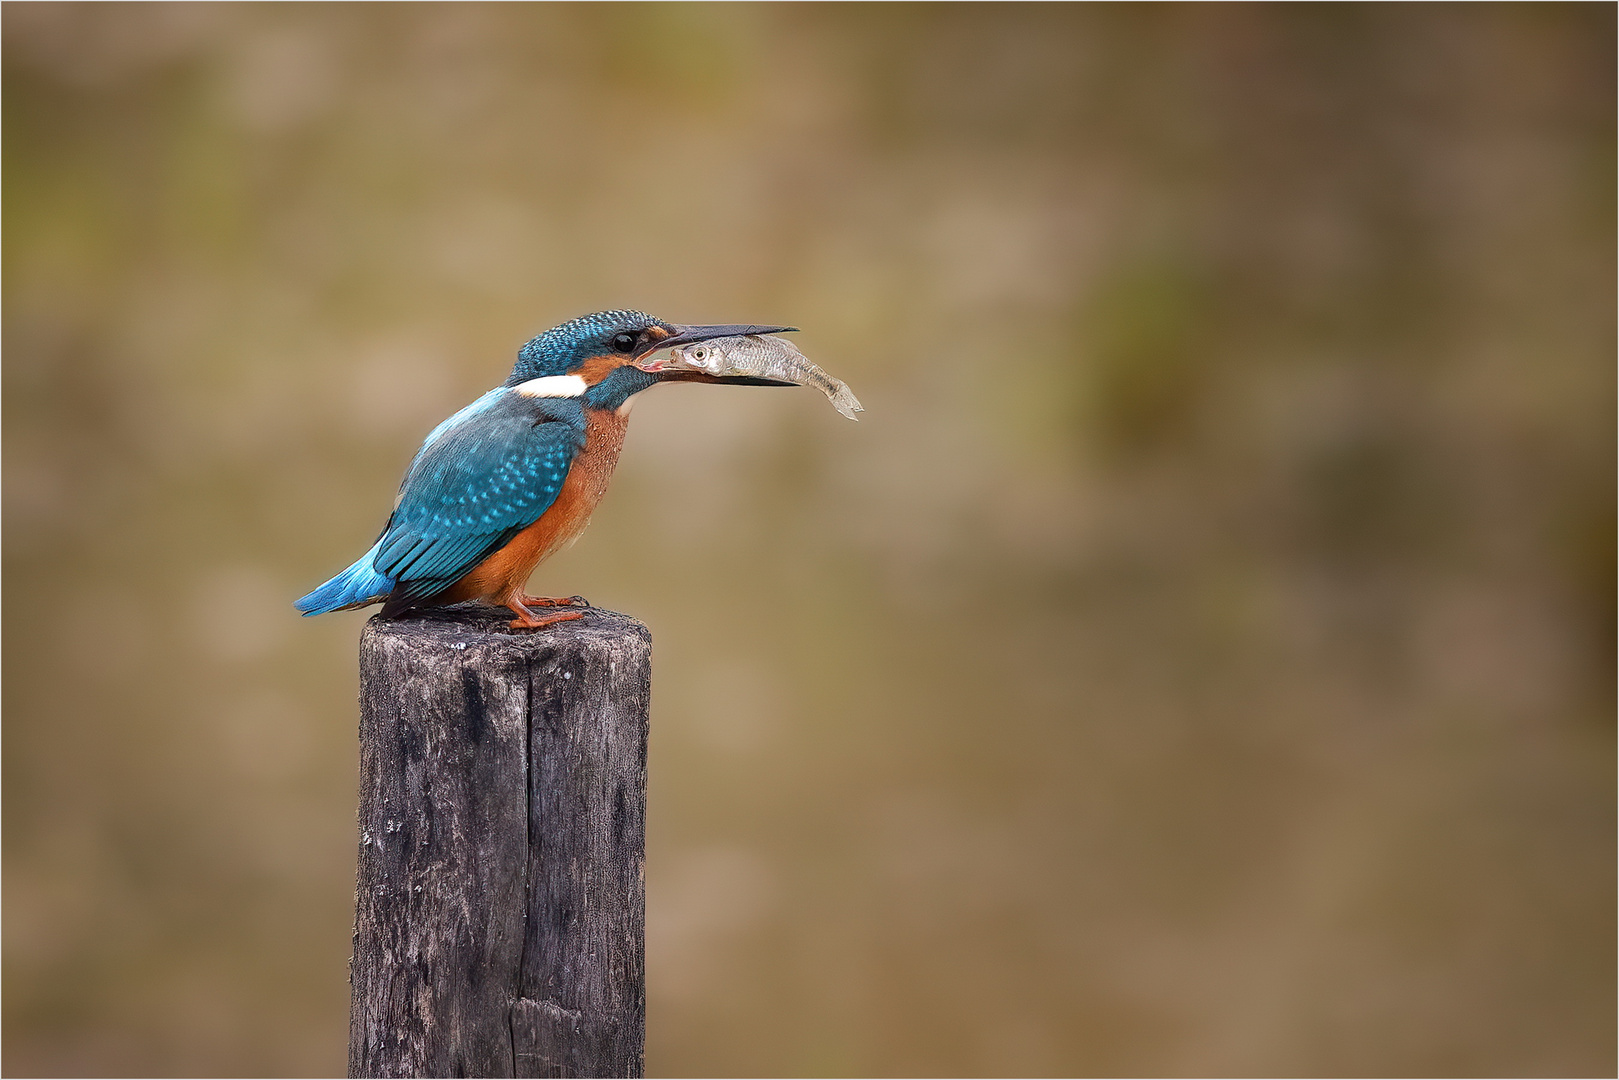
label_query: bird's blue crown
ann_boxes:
[508,309,674,382]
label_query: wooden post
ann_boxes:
[349,605,650,1079]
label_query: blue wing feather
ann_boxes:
[374,390,585,596]
[295,387,584,614]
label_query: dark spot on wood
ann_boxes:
[458,668,491,746]
[613,784,629,846]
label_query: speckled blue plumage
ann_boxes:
[508,309,673,382]
[375,391,585,601]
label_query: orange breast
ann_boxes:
[441,407,630,605]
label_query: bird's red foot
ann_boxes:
[506,608,586,631]
[519,594,592,608]
[503,594,586,630]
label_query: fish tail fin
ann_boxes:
[830,382,864,420]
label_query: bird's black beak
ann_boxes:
[656,323,796,351]
[635,323,797,375]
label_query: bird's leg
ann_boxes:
[504,595,586,631]
[518,594,592,608]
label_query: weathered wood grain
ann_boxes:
[350,604,650,1079]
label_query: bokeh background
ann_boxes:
[5,4,1614,1076]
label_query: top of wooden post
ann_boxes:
[361,602,651,657]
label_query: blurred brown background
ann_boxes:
[4,3,1613,1076]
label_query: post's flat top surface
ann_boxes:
[363,603,651,652]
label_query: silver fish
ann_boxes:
[669,335,863,420]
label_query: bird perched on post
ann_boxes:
[296,310,793,630]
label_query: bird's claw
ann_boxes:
[507,610,585,631]
[519,594,591,609]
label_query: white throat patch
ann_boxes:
[514,374,588,398]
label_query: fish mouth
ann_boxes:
[634,323,797,372]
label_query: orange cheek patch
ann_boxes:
[574,353,628,386]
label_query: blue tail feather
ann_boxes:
[295,540,396,615]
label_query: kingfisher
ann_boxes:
[295,310,793,630]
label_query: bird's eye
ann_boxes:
[610,332,638,354]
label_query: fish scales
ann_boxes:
[670,335,863,420]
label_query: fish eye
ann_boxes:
[689,347,709,363]
[610,332,638,354]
